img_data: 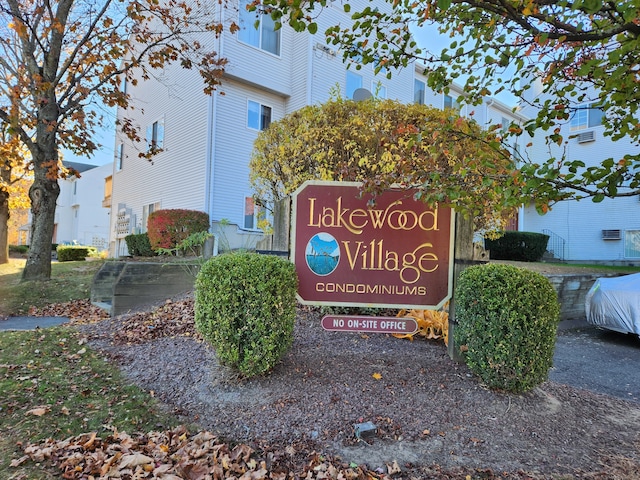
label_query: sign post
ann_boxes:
[291,181,455,327]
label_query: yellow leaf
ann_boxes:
[372,372,382,380]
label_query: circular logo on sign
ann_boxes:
[305,233,340,276]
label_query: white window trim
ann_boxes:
[142,201,161,233]
[243,196,263,231]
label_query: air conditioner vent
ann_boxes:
[602,229,621,240]
[577,130,595,143]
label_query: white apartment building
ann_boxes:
[518,79,640,264]
[107,0,525,257]
[19,161,112,250]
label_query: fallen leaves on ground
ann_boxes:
[112,298,198,344]
[29,297,198,344]
[14,425,398,479]
[29,299,110,324]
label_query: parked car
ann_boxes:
[585,273,640,335]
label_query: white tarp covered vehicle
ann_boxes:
[585,273,640,335]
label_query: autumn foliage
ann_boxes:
[251,97,520,232]
[147,209,209,251]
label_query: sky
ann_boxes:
[62,107,117,167]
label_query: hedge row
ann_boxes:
[56,245,98,262]
[485,231,550,262]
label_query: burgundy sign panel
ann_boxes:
[291,181,454,309]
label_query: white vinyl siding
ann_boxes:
[213,81,285,225]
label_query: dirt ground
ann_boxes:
[70,289,640,480]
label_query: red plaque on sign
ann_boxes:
[291,181,454,309]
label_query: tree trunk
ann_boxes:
[0,188,9,264]
[22,149,60,281]
[447,213,476,362]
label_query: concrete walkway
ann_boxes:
[0,316,70,331]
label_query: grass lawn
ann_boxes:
[0,259,104,317]
[0,327,181,479]
[0,258,183,478]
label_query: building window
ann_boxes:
[247,100,272,130]
[570,103,604,131]
[146,118,164,153]
[116,143,124,171]
[414,79,425,105]
[142,201,161,232]
[244,197,258,229]
[625,230,640,258]
[372,81,386,99]
[346,70,362,99]
[444,94,454,109]
[501,117,511,133]
[73,180,77,195]
[238,0,281,55]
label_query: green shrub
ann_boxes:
[453,263,560,393]
[124,233,155,257]
[9,245,29,254]
[485,231,550,262]
[194,252,298,377]
[147,209,210,250]
[56,245,98,262]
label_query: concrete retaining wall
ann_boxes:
[91,262,197,316]
[545,273,622,321]
[92,261,623,320]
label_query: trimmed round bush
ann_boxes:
[454,263,560,393]
[194,252,298,377]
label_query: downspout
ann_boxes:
[306,34,314,106]
[205,5,225,222]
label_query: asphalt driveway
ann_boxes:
[551,321,640,403]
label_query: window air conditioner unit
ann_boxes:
[602,229,621,240]
[577,130,595,143]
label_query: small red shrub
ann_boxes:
[147,209,210,250]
